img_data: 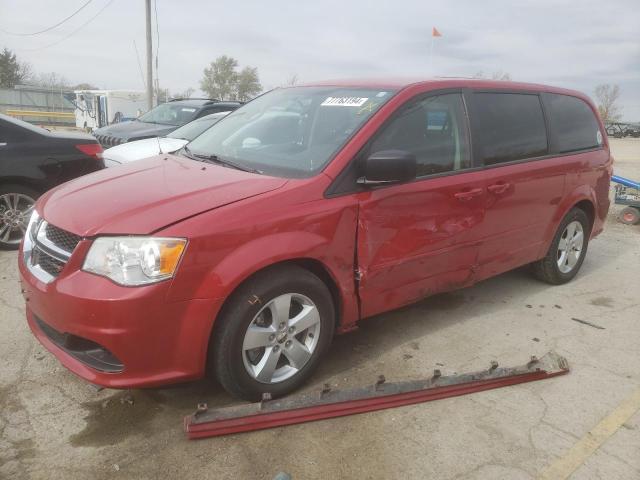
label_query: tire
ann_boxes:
[532,208,590,285]
[619,207,640,225]
[0,185,39,250]
[209,265,335,401]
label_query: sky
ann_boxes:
[1,0,639,120]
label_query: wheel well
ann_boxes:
[214,258,343,333]
[0,180,44,197]
[574,199,595,230]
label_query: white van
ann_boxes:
[73,90,147,131]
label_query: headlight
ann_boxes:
[82,237,187,286]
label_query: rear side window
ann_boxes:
[545,94,601,153]
[470,93,548,165]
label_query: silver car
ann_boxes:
[103,111,230,167]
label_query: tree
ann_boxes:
[473,70,511,81]
[73,82,99,90]
[284,74,299,86]
[174,87,195,99]
[28,72,70,90]
[200,55,239,100]
[154,84,170,104]
[0,47,31,88]
[594,84,621,124]
[236,66,261,102]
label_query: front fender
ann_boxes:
[164,201,360,331]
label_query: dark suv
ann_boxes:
[92,99,242,148]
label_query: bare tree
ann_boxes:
[73,82,99,90]
[174,87,195,99]
[473,70,511,81]
[285,74,299,86]
[154,85,170,104]
[594,84,622,124]
[491,70,511,81]
[28,72,70,90]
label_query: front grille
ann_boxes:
[31,247,66,276]
[94,134,124,148]
[25,220,82,283]
[44,223,81,254]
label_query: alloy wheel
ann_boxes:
[242,293,321,384]
[0,193,35,245]
[557,220,584,274]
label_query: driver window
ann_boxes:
[370,93,471,177]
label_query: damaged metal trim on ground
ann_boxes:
[184,351,570,439]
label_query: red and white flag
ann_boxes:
[432,27,442,37]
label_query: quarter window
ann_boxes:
[369,93,471,176]
[470,93,548,165]
[545,94,601,153]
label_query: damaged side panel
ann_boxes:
[354,170,487,319]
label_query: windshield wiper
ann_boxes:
[182,146,262,174]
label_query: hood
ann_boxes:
[94,121,177,141]
[103,137,188,165]
[38,155,288,236]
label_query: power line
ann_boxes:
[0,0,94,36]
[22,0,116,51]
[133,40,146,90]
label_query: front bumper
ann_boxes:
[19,242,222,388]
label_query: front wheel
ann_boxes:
[531,208,590,285]
[209,265,335,401]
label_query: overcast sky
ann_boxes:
[1,0,639,120]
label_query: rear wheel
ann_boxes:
[619,207,640,225]
[0,185,38,250]
[532,208,590,285]
[209,265,335,401]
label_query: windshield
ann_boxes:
[167,112,229,141]
[185,87,396,177]
[138,103,201,126]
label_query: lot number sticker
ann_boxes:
[321,97,369,107]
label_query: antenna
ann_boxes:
[157,135,163,155]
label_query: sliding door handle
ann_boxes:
[454,188,483,201]
[487,182,510,194]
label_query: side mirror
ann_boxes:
[358,150,417,186]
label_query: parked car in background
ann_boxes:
[606,122,640,138]
[0,113,103,249]
[624,124,640,138]
[103,111,230,167]
[93,99,241,148]
[19,79,611,401]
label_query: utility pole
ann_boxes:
[145,0,153,110]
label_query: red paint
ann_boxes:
[19,79,611,389]
[184,368,569,439]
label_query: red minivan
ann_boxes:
[19,79,611,400]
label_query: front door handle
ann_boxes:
[454,188,483,201]
[487,182,510,194]
[0,143,7,147]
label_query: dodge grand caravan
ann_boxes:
[19,79,612,400]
